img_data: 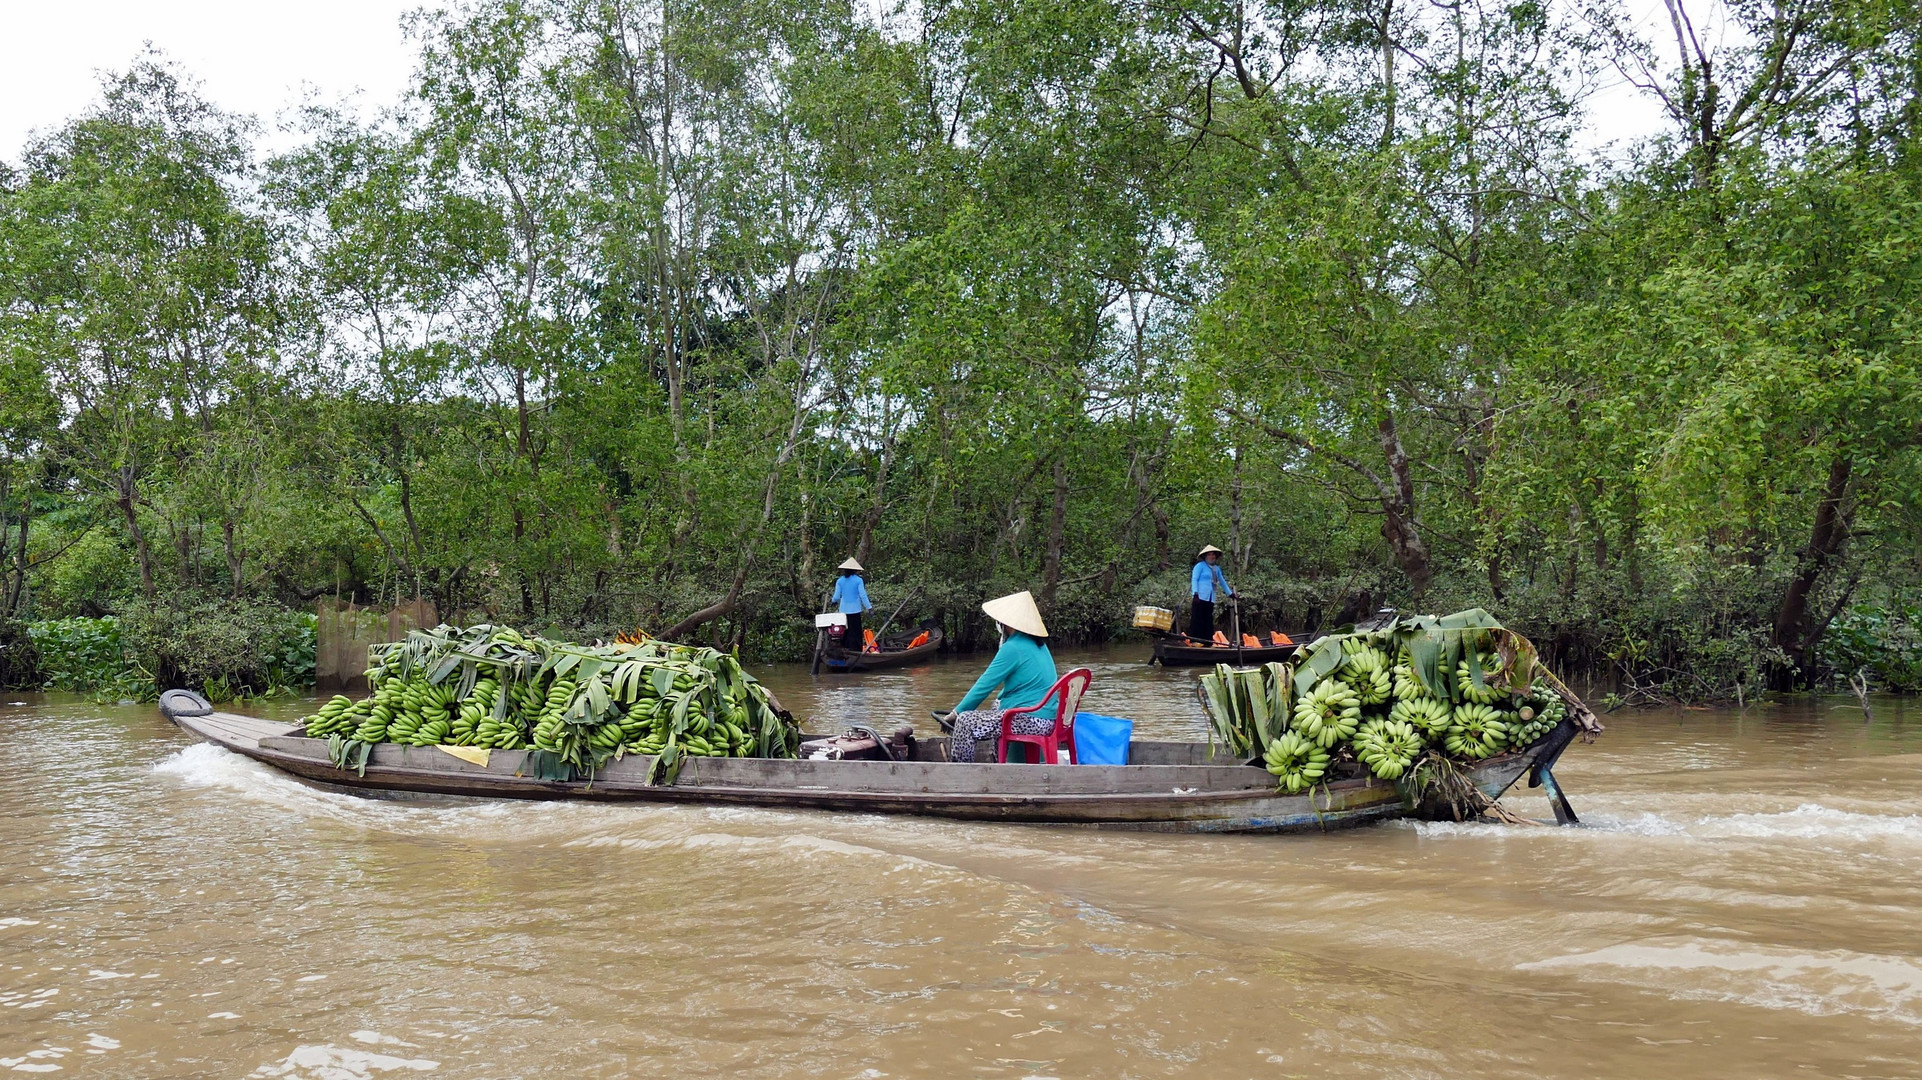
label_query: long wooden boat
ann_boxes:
[820,627,944,672]
[157,695,1583,833]
[1150,633,1301,667]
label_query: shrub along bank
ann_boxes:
[10,600,316,700]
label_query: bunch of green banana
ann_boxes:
[586,719,627,755]
[1293,679,1362,749]
[1351,665,1391,707]
[1388,695,1452,739]
[531,678,579,752]
[411,683,456,746]
[616,698,656,748]
[627,727,669,756]
[1446,702,1508,759]
[1508,689,1566,747]
[512,680,546,731]
[386,679,427,743]
[1263,730,1331,793]
[1352,718,1425,781]
[1391,662,1431,702]
[1455,653,1507,705]
[473,679,527,749]
[351,680,403,743]
[1342,644,1389,676]
[450,677,497,745]
[300,695,357,738]
[675,708,748,757]
[1339,635,1382,656]
[1340,643,1392,707]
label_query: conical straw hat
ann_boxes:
[981,590,1048,638]
[838,557,863,572]
[1197,544,1223,557]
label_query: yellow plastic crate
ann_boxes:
[1132,606,1174,631]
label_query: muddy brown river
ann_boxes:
[3,643,1920,1078]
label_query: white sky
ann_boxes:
[1,0,1679,164]
[0,0,422,158]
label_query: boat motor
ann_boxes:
[800,723,918,761]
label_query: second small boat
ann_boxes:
[821,626,945,672]
[1149,632,1299,667]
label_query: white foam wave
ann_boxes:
[249,1044,439,1079]
[152,744,981,879]
[153,744,615,838]
[1520,939,1922,1025]
[1410,802,1922,844]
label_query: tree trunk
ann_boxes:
[513,505,534,619]
[1129,454,1172,571]
[1770,456,1854,689]
[222,515,243,598]
[1040,458,1069,612]
[116,466,156,601]
[399,468,428,601]
[1377,415,1432,598]
[795,461,818,612]
[856,403,896,566]
[4,493,27,617]
[1229,444,1245,573]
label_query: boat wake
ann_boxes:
[1408,801,1922,845]
[154,743,599,838]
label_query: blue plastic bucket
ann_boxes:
[1073,713,1134,765]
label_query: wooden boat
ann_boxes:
[820,626,944,672]
[157,693,1583,833]
[1150,633,1301,667]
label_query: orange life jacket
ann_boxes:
[1242,633,1260,647]
[1212,631,1231,646]
[908,631,930,648]
[1270,631,1294,646]
[863,629,880,652]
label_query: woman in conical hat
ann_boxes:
[831,557,873,651]
[940,591,1059,762]
[1188,544,1235,643]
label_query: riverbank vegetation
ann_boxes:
[2,0,1918,699]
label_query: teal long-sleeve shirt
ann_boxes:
[952,632,1058,714]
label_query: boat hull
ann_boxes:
[1150,639,1299,666]
[820,629,943,672]
[160,705,1577,834]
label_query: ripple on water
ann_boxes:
[1518,938,1922,1026]
[249,1041,440,1079]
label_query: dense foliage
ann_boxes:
[2,0,1918,698]
[17,609,315,699]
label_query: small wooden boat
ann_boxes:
[157,693,1583,833]
[1150,633,1301,667]
[820,626,944,672]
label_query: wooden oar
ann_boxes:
[872,586,920,642]
[1232,596,1244,667]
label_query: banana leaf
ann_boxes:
[1294,636,1345,696]
[1240,668,1272,746]
[1263,662,1293,732]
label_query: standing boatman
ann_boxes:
[1188,544,1235,642]
[833,558,874,649]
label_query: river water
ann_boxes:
[3,643,1920,1079]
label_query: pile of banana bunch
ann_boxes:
[1384,646,1569,763]
[292,624,800,773]
[1199,610,1580,794]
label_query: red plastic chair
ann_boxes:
[997,668,1093,764]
